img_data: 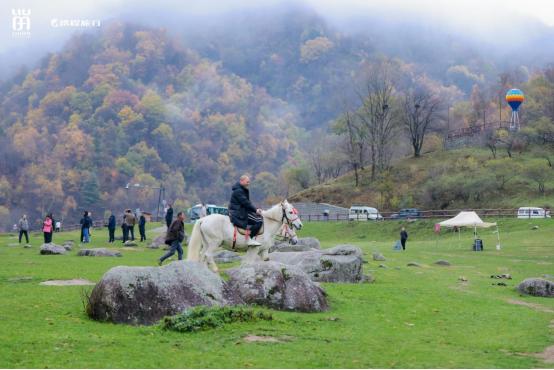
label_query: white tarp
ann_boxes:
[439,211,496,228]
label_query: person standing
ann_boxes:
[121,213,128,243]
[129,210,136,241]
[55,220,61,232]
[18,214,29,244]
[139,213,146,242]
[108,212,116,243]
[158,212,186,265]
[82,211,92,243]
[79,214,85,243]
[200,203,207,218]
[42,214,53,244]
[400,227,408,251]
[165,204,174,228]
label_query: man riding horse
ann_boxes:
[228,175,263,247]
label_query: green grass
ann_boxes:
[0,220,553,368]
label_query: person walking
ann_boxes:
[108,212,116,243]
[165,204,174,228]
[42,214,53,244]
[18,214,29,244]
[139,213,146,242]
[79,214,85,243]
[158,212,186,265]
[400,227,408,251]
[82,211,92,243]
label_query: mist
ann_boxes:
[2,0,554,81]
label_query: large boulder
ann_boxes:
[269,244,365,283]
[226,262,328,312]
[40,243,67,255]
[78,248,122,257]
[517,278,554,297]
[148,234,166,249]
[213,250,241,264]
[87,261,239,325]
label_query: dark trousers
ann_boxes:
[130,226,135,241]
[44,232,52,244]
[139,225,146,241]
[108,228,115,243]
[80,227,84,242]
[166,219,172,228]
[122,225,129,243]
[19,230,29,243]
[247,213,263,237]
[159,240,183,263]
[401,238,407,250]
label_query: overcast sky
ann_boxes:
[1,0,554,77]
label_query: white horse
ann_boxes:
[186,200,303,272]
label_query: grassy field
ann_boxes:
[0,219,553,368]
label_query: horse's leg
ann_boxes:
[203,243,219,273]
[260,243,270,261]
[243,245,261,263]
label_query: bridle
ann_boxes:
[263,204,301,229]
[281,205,300,229]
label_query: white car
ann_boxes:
[349,206,383,221]
[517,207,551,219]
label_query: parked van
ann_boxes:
[517,207,551,219]
[349,206,383,221]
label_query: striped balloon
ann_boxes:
[505,88,524,111]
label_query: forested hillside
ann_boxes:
[0,22,300,227]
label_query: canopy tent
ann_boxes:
[438,211,500,249]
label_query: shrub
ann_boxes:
[161,306,272,333]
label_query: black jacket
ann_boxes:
[82,216,92,228]
[400,230,408,240]
[165,207,174,222]
[228,182,257,228]
[139,215,146,227]
[108,215,116,229]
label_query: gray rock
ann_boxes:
[226,262,327,312]
[148,234,166,249]
[270,237,321,253]
[543,274,554,280]
[62,243,72,251]
[517,278,554,297]
[297,237,321,250]
[532,225,539,230]
[372,252,386,261]
[23,244,32,248]
[39,243,67,255]
[77,248,122,257]
[407,262,421,267]
[213,250,241,264]
[434,260,451,266]
[269,244,364,283]
[378,264,387,268]
[87,261,239,325]
[124,241,138,247]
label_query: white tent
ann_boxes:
[439,211,500,248]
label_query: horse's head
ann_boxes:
[281,200,303,230]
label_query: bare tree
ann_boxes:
[357,62,397,179]
[401,89,441,157]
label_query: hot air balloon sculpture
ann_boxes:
[505,88,524,131]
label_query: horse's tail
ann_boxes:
[186,219,203,262]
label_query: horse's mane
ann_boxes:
[262,202,285,220]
